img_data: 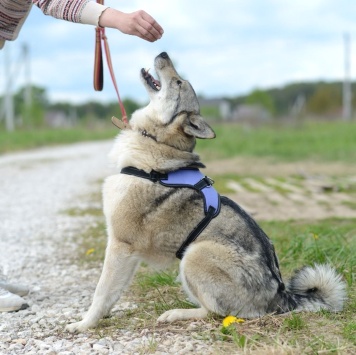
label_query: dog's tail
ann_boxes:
[275,264,346,314]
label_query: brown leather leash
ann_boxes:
[94,0,129,128]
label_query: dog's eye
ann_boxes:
[177,80,182,85]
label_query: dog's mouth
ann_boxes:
[141,68,161,91]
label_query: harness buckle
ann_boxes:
[203,176,214,188]
[150,171,160,182]
[150,171,168,182]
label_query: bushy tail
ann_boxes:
[283,264,347,313]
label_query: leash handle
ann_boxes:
[94,27,103,91]
[93,0,128,124]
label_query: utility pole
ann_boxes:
[342,33,352,120]
[23,43,32,108]
[4,46,14,131]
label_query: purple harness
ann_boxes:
[159,169,220,217]
[121,167,221,259]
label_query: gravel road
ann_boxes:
[0,142,214,355]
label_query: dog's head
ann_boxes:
[130,52,215,152]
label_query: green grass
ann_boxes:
[2,121,356,164]
[261,218,356,286]
[0,127,116,153]
[197,121,356,162]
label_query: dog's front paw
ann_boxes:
[157,309,183,323]
[65,321,91,333]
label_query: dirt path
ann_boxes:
[205,157,356,221]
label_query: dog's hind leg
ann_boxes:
[66,242,140,333]
[160,240,266,323]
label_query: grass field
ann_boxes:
[1,120,356,162]
[0,126,116,154]
[197,121,356,162]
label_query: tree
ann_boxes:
[245,89,275,115]
[306,85,341,115]
[14,85,48,127]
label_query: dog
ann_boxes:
[66,52,346,333]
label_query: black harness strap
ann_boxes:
[175,205,216,259]
[121,166,167,181]
[121,166,220,259]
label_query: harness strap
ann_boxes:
[175,206,216,259]
[120,166,221,259]
[159,168,220,217]
[120,166,168,181]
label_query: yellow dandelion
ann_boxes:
[86,248,95,255]
[312,233,319,240]
[222,315,245,327]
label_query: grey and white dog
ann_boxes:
[66,52,346,333]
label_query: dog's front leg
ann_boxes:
[66,243,140,333]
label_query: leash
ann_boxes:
[94,0,128,125]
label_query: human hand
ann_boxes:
[99,8,164,42]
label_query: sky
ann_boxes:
[1,0,356,104]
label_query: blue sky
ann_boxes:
[1,0,356,104]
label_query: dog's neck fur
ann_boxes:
[109,129,204,173]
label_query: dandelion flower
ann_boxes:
[222,315,245,327]
[86,248,95,255]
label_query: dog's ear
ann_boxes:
[183,114,216,139]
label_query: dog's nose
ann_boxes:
[159,52,169,59]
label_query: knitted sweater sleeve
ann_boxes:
[32,0,108,26]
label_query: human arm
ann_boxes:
[32,0,163,42]
[98,8,163,42]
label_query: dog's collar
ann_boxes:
[120,166,221,259]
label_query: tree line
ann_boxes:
[0,80,353,129]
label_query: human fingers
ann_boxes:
[139,11,164,37]
[132,10,163,41]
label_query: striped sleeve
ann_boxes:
[0,0,33,41]
[32,0,108,25]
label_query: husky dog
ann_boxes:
[66,52,346,333]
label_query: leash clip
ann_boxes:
[111,116,131,130]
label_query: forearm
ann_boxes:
[32,0,108,25]
[32,0,163,42]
